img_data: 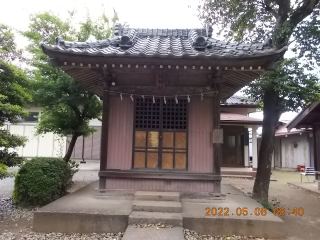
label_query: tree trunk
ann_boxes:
[63,134,79,163]
[252,90,282,202]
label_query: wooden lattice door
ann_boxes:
[133,98,187,170]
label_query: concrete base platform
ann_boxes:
[222,167,256,178]
[33,181,285,238]
[183,184,284,238]
[122,226,184,240]
[33,182,132,233]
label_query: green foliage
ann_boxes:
[0,59,31,176]
[13,157,78,207]
[293,6,320,69]
[0,163,10,179]
[198,1,320,48]
[0,60,31,124]
[0,23,23,61]
[244,58,320,113]
[22,11,119,161]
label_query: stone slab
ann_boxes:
[132,200,181,213]
[122,226,184,240]
[222,175,253,179]
[129,211,183,227]
[135,191,180,201]
[287,182,320,195]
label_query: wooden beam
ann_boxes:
[98,169,222,181]
[99,70,110,189]
[287,102,320,131]
[213,83,222,193]
[49,52,280,68]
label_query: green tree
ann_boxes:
[23,11,118,162]
[198,0,320,201]
[0,59,31,178]
[0,23,23,61]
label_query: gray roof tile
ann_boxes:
[41,25,286,59]
[223,95,259,106]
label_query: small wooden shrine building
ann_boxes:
[41,24,286,193]
[287,102,320,179]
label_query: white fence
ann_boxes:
[4,123,66,158]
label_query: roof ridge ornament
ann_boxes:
[55,36,64,46]
[118,29,136,49]
[114,23,122,36]
[190,30,208,51]
[205,23,213,38]
[263,37,273,47]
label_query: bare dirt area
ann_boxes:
[224,171,320,240]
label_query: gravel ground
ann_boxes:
[0,231,123,240]
[1,169,320,240]
[183,229,267,240]
[0,169,100,239]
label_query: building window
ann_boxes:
[24,112,39,122]
[133,98,188,170]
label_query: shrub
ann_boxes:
[13,157,78,207]
[0,163,10,179]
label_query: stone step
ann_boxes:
[222,174,253,179]
[122,226,184,240]
[132,200,182,213]
[128,211,183,227]
[135,191,180,202]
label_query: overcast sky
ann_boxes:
[0,0,299,122]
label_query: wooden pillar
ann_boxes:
[99,73,110,190]
[244,127,249,167]
[313,123,320,180]
[213,83,222,193]
[252,126,258,170]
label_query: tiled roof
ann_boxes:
[221,113,262,125]
[41,24,286,59]
[275,122,311,136]
[222,95,259,106]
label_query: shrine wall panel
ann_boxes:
[105,178,215,193]
[106,96,134,170]
[188,98,214,172]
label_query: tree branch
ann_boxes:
[264,0,279,18]
[289,0,320,26]
[274,0,290,24]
